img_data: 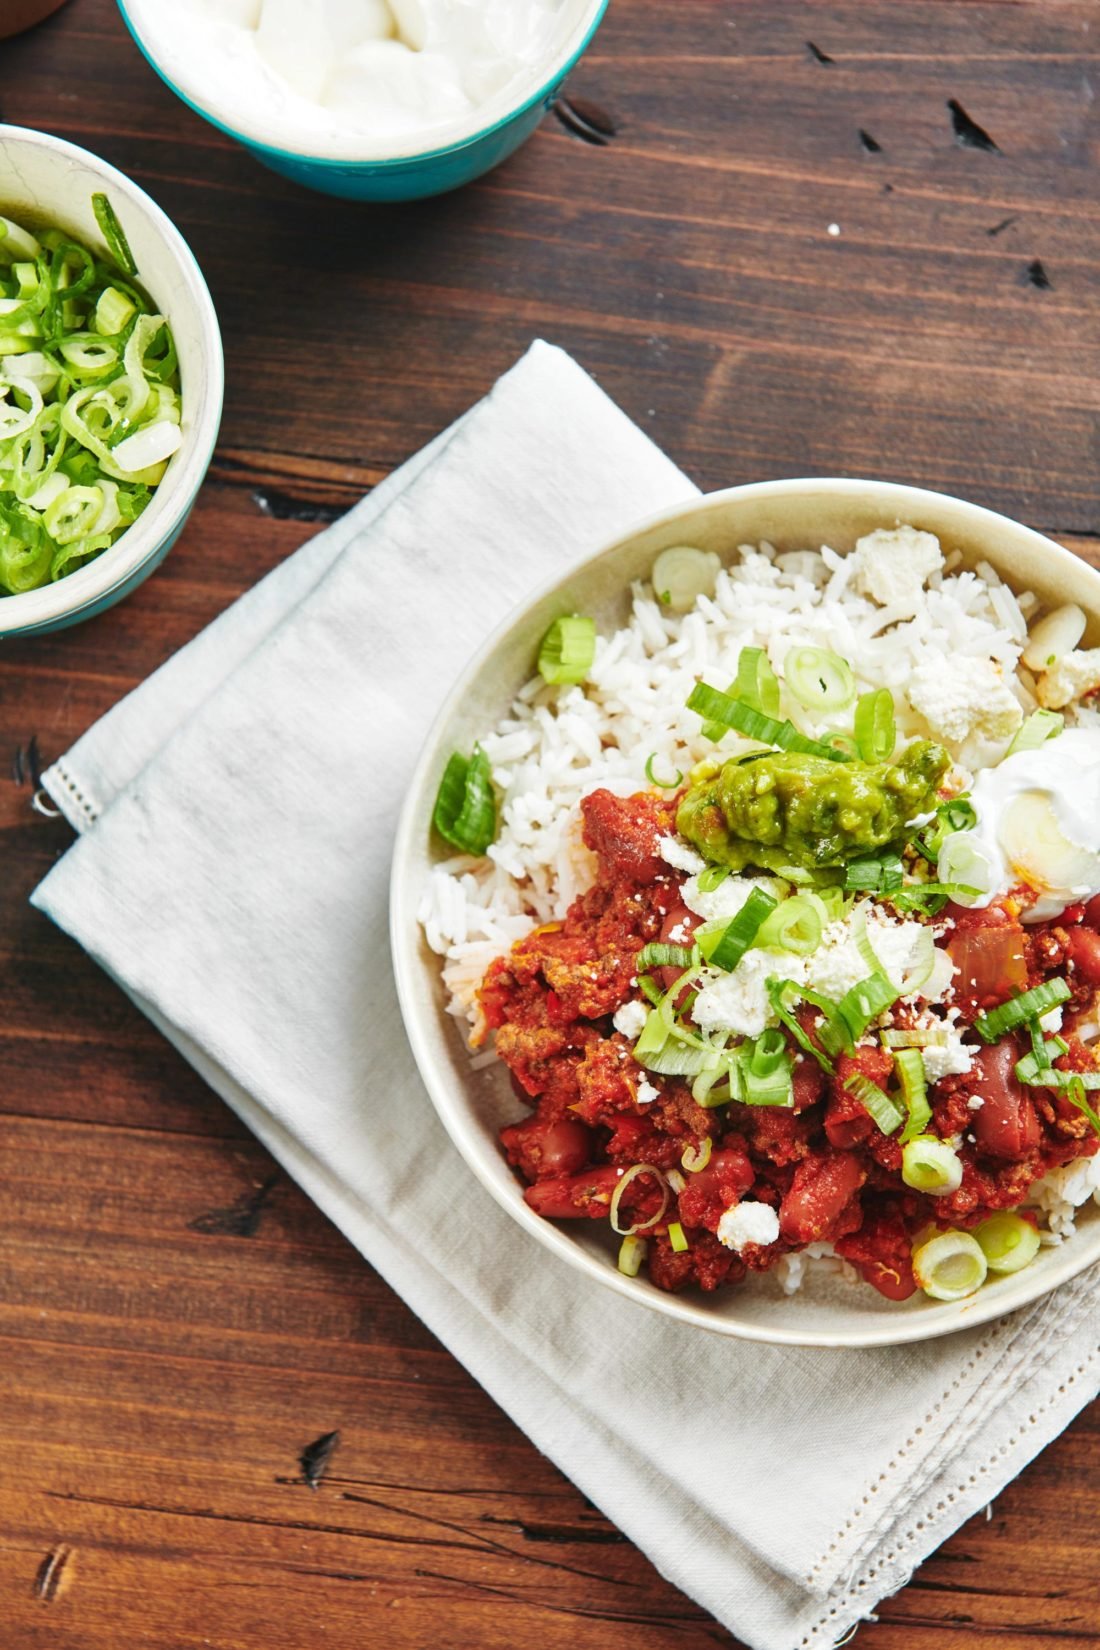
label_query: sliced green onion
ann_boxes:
[700,646,780,740]
[854,688,896,762]
[895,1048,932,1143]
[974,979,1071,1044]
[846,1072,905,1135]
[94,284,137,335]
[1014,1036,1068,1085]
[681,1139,712,1173]
[828,967,899,1050]
[687,681,852,763]
[784,646,856,712]
[912,1230,987,1300]
[1006,709,1063,756]
[844,853,904,894]
[882,1028,947,1049]
[432,746,497,856]
[975,1212,1041,1274]
[609,1163,670,1236]
[651,545,721,612]
[537,614,596,685]
[0,209,178,597]
[92,191,137,276]
[667,1221,690,1253]
[736,645,781,717]
[696,864,730,894]
[638,975,663,1006]
[755,892,826,956]
[700,885,777,971]
[766,977,838,1074]
[739,1037,795,1107]
[913,797,977,862]
[1065,1076,1100,1137]
[888,881,981,916]
[636,942,696,972]
[645,752,683,789]
[902,1134,962,1194]
[617,1234,647,1276]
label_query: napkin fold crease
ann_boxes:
[33,343,1100,1650]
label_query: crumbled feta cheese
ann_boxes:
[1036,648,1100,710]
[613,1000,649,1040]
[681,872,786,925]
[636,1077,660,1105]
[922,1029,974,1082]
[1039,1004,1064,1034]
[805,908,942,1004]
[659,834,706,875]
[668,922,689,944]
[717,1200,781,1253]
[693,947,803,1038]
[851,526,944,612]
[908,656,1023,751]
[966,1093,984,1111]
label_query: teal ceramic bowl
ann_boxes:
[117,1,611,202]
[0,125,223,638]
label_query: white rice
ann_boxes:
[419,528,1035,1034]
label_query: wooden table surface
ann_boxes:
[2,2,1098,1645]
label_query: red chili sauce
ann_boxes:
[479,790,1100,1301]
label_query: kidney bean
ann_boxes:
[779,1151,865,1245]
[677,1148,754,1230]
[970,1040,1041,1160]
[792,1057,826,1113]
[524,1164,624,1219]
[538,1119,594,1177]
[1084,893,1100,930]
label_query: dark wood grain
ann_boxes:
[2,2,1098,1647]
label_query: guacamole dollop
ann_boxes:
[676,740,949,873]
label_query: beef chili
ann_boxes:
[480,789,1100,1304]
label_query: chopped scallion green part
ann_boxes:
[784,646,856,712]
[432,745,497,856]
[537,614,596,685]
[844,853,904,893]
[1006,708,1063,756]
[700,646,781,740]
[755,892,826,956]
[766,977,837,1074]
[0,203,178,596]
[644,752,684,789]
[686,681,852,763]
[895,1048,932,1143]
[667,1221,689,1253]
[846,1071,905,1135]
[700,884,777,971]
[92,191,137,276]
[853,688,895,762]
[636,942,696,972]
[974,978,1071,1043]
[696,863,730,894]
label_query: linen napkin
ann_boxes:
[33,342,1100,1650]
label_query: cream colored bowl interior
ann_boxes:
[391,479,1100,1347]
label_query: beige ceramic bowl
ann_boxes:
[391,479,1100,1347]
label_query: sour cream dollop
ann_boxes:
[938,728,1100,921]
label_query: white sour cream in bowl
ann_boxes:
[939,728,1100,920]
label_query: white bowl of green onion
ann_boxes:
[0,124,223,636]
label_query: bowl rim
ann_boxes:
[0,122,224,635]
[116,0,611,168]
[391,476,1100,1348]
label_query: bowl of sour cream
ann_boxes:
[117,0,611,200]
